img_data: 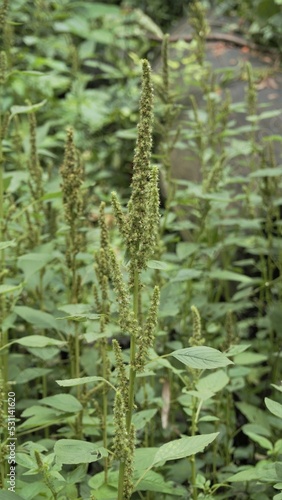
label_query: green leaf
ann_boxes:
[209,270,252,283]
[10,99,46,118]
[54,439,108,465]
[226,344,251,356]
[39,394,82,412]
[172,269,202,281]
[234,352,268,365]
[265,398,282,418]
[15,335,64,348]
[250,166,282,178]
[19,406,63,430]
[0,492,24,500]
[56,376,109,387]
[227,467,257,482]
[18,252,53,280]
[176,242,198,260]
[0,283,23,295]
[57,304,98,321]
[197,370,229,394]
[0,240,16,250]
[14,306,58,330]
[15,367,52,384]
[236,402,271,430]
[152,433,219,466]
[135,470,187,496]
[244,431,273,451]
[132,409,158,430]
[147,260,170,270]
[89,484,117,500]
[170,346,233,369]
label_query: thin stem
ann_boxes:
[126,269,139,431]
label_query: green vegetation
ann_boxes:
[0,1,282,499]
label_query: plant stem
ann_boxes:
[126,269,139,431]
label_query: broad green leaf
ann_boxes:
[170,346,233,369]
[226,344,251,356]
[209,270,252,283]
[227,467,257,482]
[0,283,23,295]
[132,409,158,431]
[135,470,187,496]
[27,346,60,361]
[15,367,52,384]
[197,370,229,394]
[58,304,93,315]
[88,485,117,500]
[228,463,282,483]
[153,433,219,465]
[19,406,62,430]
[15,335,64,348]
[54,439,108,465]
[234,352,268,365]
[265,398,282,419]
[39,394,82,412]
[18,252,53,280]
[133,448,159,472]
[14,306,58,330]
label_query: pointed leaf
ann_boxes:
[152,433,219,465]
[15,335,64,348]
[170,346,233,369]
[265,398,282,419]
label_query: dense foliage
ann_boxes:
[0,1,282,499]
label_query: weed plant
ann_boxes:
[0,1,282,500]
